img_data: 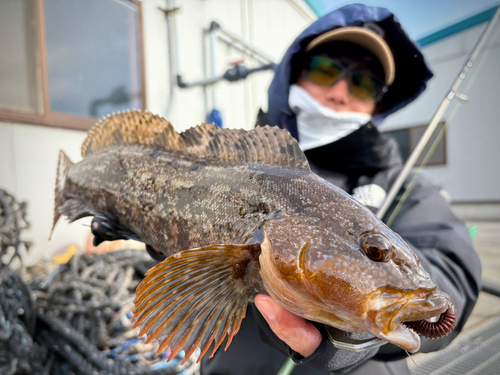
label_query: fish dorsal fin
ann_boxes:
[81,110,309,169]
[81,110,184,157]
[132,244,261,364]
[181,122,309,169]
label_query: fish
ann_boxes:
[51,110,456,364]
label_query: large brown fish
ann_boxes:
[52,110,455,363]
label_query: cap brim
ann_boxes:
[306,27,395,86]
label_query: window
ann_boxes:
[0,0,41,115]
[0,0,145,130]
[383,122,447,166]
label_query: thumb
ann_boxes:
[255,294,322,357]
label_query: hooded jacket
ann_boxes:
[201,4,481,375]
[267,3,433,137]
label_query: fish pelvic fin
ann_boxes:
[131,243,262,364]
[50,150,74,240]
[81,110,309,170]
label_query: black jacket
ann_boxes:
[201,123,481,375]
[202,4,481,374]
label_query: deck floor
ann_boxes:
[409,221,500,374]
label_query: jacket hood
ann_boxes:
[267,4,433,139]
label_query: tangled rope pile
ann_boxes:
[0,189,200,374]
[0,189,31,270]
[0,271,41,374]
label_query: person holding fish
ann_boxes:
[202,3,483,375]
[51,4,482,375]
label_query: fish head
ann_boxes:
[259,214,450,353]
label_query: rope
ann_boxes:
[0,188,200,374]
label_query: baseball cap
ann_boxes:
[305,24,395,86]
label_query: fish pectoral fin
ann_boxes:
[91,214,143,244]
[145,244,167,261]
[131,243,261,364]
[59,199,95,223]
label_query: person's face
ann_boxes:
[297,75,376,114]
[296,44,387,114]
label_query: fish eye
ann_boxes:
[360,233,393,262]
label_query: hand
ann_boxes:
[254,294,322,357]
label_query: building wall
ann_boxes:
[151,0,311,131]
[0,0,312,265]
[379,21,500,203]
[0,122,88,266]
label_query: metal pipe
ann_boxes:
[162,0,181,118]
[376,5,500,220]
[177,19,276,90]
[177,63,276,89]
[209,21,275,64]
[177,74,224,89]
[202,28,209,116]
[177,20,276,90]
[210,29,218,109]
[215,32,271,64]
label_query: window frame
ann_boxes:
[382,121,448,167]
[0,0,146,131]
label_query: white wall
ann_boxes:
[379,22,500,202]
[0,122,89,265]
[143,0,310,131]
[0,0,313,265]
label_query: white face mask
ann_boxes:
[288,84,372,151]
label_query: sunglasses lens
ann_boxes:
[302,56,386,102]
[350,72,385,102]
[303,56,342,86]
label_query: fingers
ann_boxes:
[254,294,322,357]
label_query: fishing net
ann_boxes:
[0,188,200,375]
[0,188,31,268]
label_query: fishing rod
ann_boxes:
[376,5,500,222]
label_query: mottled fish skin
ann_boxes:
[65,145,305,254]
[54,111,453,358]
[65,144,431,287]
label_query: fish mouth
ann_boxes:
[373,290,450,352]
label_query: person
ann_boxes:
[201,4,482,375]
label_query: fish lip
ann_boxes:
[378,322,421,353]
[371,290,450,352]
[375,289,450,328]
[396,290,450,324]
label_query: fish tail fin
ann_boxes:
[50,150,74,240]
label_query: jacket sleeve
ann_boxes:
[375,172,482,360]
[251,303,380,372]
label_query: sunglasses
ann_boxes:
[302,56,388,102]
